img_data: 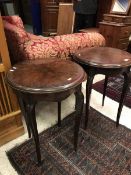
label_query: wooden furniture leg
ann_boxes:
[17,96,31,138]
[85,74,94,129]
[25,99,41,165]
[74,85,84,151]
[116,73,130,127]
[58,102,61,127]
[102,75,109,106]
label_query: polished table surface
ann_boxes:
[6,60,85,93]
[72,47,131,128]
[73,47,131,68]
[6,59,85,164]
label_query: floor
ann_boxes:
[24,24,33,33]
[0,75,131,175]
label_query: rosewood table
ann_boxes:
[6,59,85,164]
[72,47,131,129]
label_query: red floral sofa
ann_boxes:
[2,16,105,63]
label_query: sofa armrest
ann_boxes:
[2,16,24,29]
[3,20,30,64]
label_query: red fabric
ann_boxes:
[2,16,24,29]
[2,16,105,63]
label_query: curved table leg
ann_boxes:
[26,101,41,165]
[102,75,109,106]
[74,85,84,151]
[17,96,31,138]
[85,74,94,129]
[58,102,61,127]
[116,73,130,127]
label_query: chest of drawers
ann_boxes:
[103,14,131,24]
[40,0,72,36]
[99,21,131,50]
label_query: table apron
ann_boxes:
[82,65,130,77]
[15,85,81,103]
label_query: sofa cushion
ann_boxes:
[22,37,61,60]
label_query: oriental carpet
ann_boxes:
[93,75,131,108]
[7,107,131,175]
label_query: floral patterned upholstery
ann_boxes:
[2,16,105,63]
[2,16,24,29]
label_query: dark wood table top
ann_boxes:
[6,60,86,94]
[73,47,131,68]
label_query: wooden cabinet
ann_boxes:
[0,15,24,146]
[98,0,131,50]
[99,22,131,50]
[40,0,72,36]
[103,14,131,24]
[40,0,58,36]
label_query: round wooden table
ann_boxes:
[72,47,131,129]
[6,59,85,164]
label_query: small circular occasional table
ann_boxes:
[72,47,131,129]
[6,60,85,164]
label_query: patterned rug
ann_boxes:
[93,75,131,108]
[7,108,131,175]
